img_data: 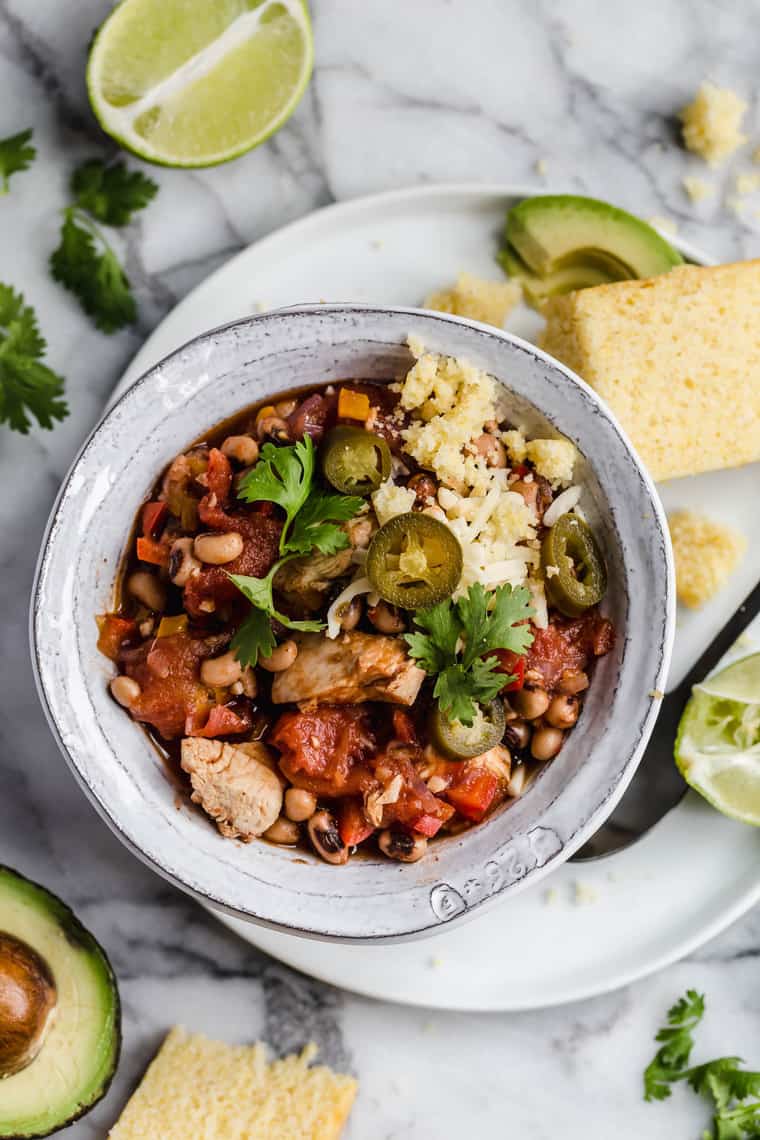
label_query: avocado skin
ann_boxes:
[0,866,121,1140]
[499,194,683,303]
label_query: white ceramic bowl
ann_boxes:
[31,305,674,941]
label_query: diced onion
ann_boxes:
[543,485,582,529]
[528,580,549,630]
[325,576,372,639]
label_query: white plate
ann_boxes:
[114,183,760,1010]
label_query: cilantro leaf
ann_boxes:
[405,582,534,725]
[71,158,158,226]
[686,1060,756,1111]
[228,567,323,666]
[0,283,67,433]
[237,436,315,548]
[230,607,276,669]
[285,489,364,556]
[50,209,136,333]
[0,128,35,194]
[644,989,706,1101]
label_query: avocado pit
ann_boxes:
[0,931,57,1078]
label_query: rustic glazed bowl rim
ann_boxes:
[30,304,675,942]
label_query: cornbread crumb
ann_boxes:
[424,271,521,328]
[502,427,528,464]
[109,1028,357,1140]
[573,881,599,905]
[736,172,760,195]
[680,82,748,165]
[669,510,747,608]
[535,157,549,177]
[682,175,715,203]
[754,147,760,164]
[525,438,576,487]
[544,887,559,906]
[541,261,760,481]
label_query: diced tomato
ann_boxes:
[142,500,168,538]
[188,703,253,738]
[392,709,418,744]
[373,745,454,833]
[525,610,614,690]
[511,463,529,477]
[445,767,499,822]
[412,810,453,837]
[205,447,233,504]
[122,632,209,740]
[136,535,170,567]
[184,507,282,618]
[492,649,526,692]
[97,614,136,661]
[272,706,375,797]
[338,799,375,846]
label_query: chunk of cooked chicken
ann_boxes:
[271,631,425,707]
[180,738,283,841]
[272,514,376,615]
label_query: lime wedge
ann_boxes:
[675,652,760,826]
[86,0,313,168]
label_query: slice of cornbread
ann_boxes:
[109,1028,357,1140]
[541,261,760,482]
[669,510,747,608]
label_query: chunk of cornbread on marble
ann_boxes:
[109,1028,357,1140]
[541,261,760,481]
[669,510,747,608]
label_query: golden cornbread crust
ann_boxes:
[108,1027,357,1140]
[541,261,760,482]
[668,509,747,608]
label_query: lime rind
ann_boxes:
[86,0,313,168]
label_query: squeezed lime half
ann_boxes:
[87,0,313,167]
[675,652,760,826]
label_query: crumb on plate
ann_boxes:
[680,81,748,165]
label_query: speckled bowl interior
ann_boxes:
[31,306,674,941]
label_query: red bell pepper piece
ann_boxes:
[136,535,170,568]
[446,768,499,822]
[492,649,526,692]
[142,500,168,538]
[338,799,375,847]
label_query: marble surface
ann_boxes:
[1,0,759,1135]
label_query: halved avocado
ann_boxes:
[0,867,120,1139]
[500,194,683,301]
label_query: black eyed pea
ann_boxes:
[367,601,406,634]
[378,829,427,863]
[503,718,531,752]
[338,597,362,632]
[193,531,244,565]
[110,675,141,708]
[530,725,564,761]
[200,651,242,688]
[474,432,507,468]
[127,570,166,612]
[220,435,259,466]
[263,816,301,845]
[511,686,550,721]
[259,639,298,672]
[284,787,317,822]
[169,538,201,587]
[308,810,348,865]
[256,415,290,444]
[545,694,580,730]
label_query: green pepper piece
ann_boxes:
[321,426,391,495]
[542,513,607,617]
[430,699,506,760]
[366,512,463,610]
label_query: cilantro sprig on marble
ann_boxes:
[0,284,67,433]
[230,435,363,666]
[405,582,534,726]
[0,128,36,194]
[50,158,158,333]
[644,990,760,1138]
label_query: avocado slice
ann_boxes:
[0,867,120,1139]
[501,195,683,298]
[497,243,618,304]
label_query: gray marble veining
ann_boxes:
[1,0,758,1136]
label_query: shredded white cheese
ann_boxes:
[325,576,373,640]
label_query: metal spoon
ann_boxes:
[571,580,760,862]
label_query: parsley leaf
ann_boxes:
[644,989,705,1101]
[0,128,35,194]
[405,582,534,726]
[238,437,315,549]
[51,208,136,333]
[0,283,67,433]
[71,159,158,226]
